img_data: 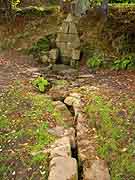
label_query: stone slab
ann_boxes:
[48,157,78,180]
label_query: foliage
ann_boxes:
[86,54,103,69]
[28,37,50,57]
[16,6,55,17]
[31,122,55,152]
[32,76,49,92]
[112,55,135,70]
[110,0,135,3]
[0,84,57,179]
[85,94,135,179]
[11,0,21,8]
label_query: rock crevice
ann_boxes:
[48,93,111,180]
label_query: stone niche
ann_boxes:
[56,14,80,68]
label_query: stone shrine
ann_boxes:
[56,14,80,68]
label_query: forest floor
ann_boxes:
[0,48,135,180]
[0,5,135,180]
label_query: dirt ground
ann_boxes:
[0,6,135,179]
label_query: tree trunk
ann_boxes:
[0,0,13,21]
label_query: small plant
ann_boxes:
[32,76,49,92]
[86,54,103,69]
[112,55,135,70]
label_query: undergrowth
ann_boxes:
[28,36,50,58]
[112,55,135,70]
[86,54,103,70]
[85,94,135,180]
[0,82,67,179]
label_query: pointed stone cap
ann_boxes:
[58,22,69,33]
[65,13,74,23]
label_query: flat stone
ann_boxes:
[48,86,69,101]
[64,96,77,106]
[50,137,71,159]
[52,64,78,76]
[48,157,78,180]
[52,64,71,72]
[53,101,73,125]
[64,95,81,115]
[78,74,95,78]
[64,96,80,107]
[69,92,81,99]
[83,160,110,180]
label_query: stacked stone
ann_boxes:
[64,93,111,180]
[56,14,80,68]
[48,137,78,180]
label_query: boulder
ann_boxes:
[48,157,78,180]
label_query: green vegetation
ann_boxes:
[86,54,103,69]
[112,55,135,70]
[86,54,135,70]
[31,122,55,152]
[15,6,56,17]
[28,36,50,57]
[32,76,49,92]
[85,94,135,180]
[110,0,135,3]
[0,83,68,179]
[11,0,21,8]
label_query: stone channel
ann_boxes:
[48,92,111,180]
